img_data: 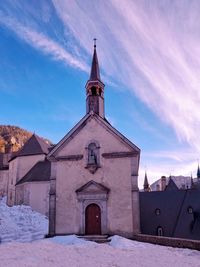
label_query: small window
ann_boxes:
[91,87,97,96]
[157,226,163,236]
[99,88,102,96]
[187,206,193,214]
[155,208,161,216]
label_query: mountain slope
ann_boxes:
[0,125,51,153]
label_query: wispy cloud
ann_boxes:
[0,10,89,72]
[1,0,200,185]
[53,0,200,153]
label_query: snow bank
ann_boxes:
[47,234,96,247]
[0,197,48,243]
[1,235,200,267]
[109,235,152,249]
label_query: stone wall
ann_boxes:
[7,154,46,206]
[0,169,9,197]
[133,234,200,251]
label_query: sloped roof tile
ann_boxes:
[16,160,51,185]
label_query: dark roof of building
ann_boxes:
[16,160,51,185]
[140,188,200,240]
[89,45,101,81]
[174,189,200,239]
[9,134,50,161]
[165,178,179,191]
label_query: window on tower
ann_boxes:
[99,88,102,96]
[91,87,97,96]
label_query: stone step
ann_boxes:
[78,235,111,243]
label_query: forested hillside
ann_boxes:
[0,125,51,153]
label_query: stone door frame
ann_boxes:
[76,181,109,235]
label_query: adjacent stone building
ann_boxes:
[7,134,51,216]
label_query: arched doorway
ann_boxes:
[85,203,101,235]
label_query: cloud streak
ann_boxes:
[0,10,89,72]
[53,0,200,153]
[1,0,200,185]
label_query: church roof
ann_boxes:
[47,112,140,159]
[89,44,101,81]
[16,160,51,185]
[10,134,50,161]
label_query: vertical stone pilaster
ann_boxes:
[48,161,57,236]
[132,184,140,234]
[131,154,141,235]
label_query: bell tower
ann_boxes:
[85,39,105,118]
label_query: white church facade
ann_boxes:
[5,43,141,237]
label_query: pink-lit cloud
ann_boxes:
[1,1,200,185]
[51,0,200,184]
[53,0,200,152]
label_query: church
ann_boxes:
[3,43,200,242]
[5,43,141,238]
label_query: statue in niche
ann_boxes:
[88,143,97,165]
[87,142,99,174]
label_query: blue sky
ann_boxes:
[0,0,200,187]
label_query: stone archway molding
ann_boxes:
[76,180,110,235]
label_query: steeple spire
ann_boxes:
[191,173,195,189]
[89,39,101,81]
[197,164,200,180]
[143,171,150,192]
[85,39,105,118]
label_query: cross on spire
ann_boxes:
[93,38,97,48]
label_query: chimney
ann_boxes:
[161,176,167,191]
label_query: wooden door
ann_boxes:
[85,204,101,235]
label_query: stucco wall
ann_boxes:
[28,182,49,216]
[16,182,49,216]
[54,117,140,237]
[7,154,45,206]
[0,169,9,197]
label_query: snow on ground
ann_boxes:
[0,235,200,267]
[1,198,200,267]
[0,197,48,243]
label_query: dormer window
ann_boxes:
[155,208,161,216]
[187,206,193,214]
[157,226,163,236]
